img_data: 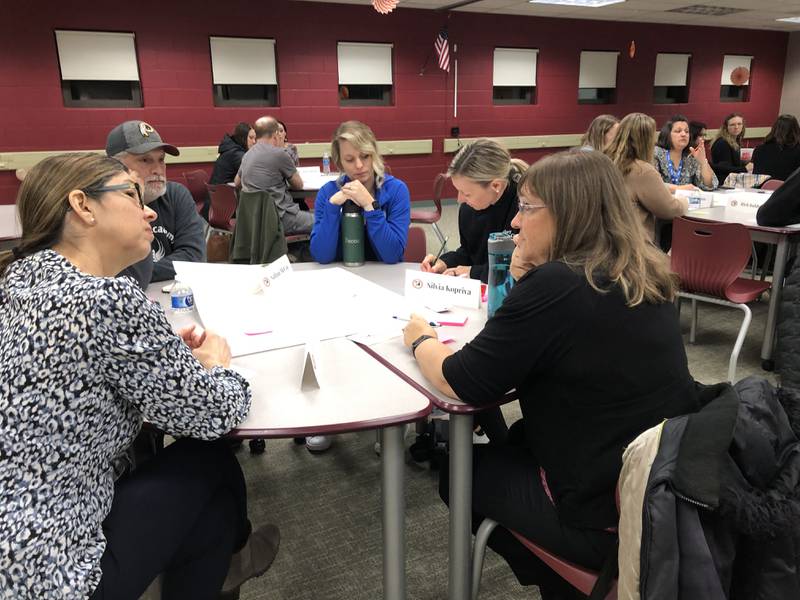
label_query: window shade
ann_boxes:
[493,48,538,86]
[210,37,277,85]
[579,51,618,88]
[654,53,690,87]
[721,55,753,85]
[337,42,393,85]
[55,30,139,81]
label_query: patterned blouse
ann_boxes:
[653,146,719,190]
[0,250,251,599]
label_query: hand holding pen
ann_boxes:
[420,236,449,274]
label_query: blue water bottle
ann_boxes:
[170,280,194,313]
[487,231,515,318]
[322,152,331,175]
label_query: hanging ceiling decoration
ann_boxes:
[372,0,399,14]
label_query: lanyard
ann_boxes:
[666,151,683,185]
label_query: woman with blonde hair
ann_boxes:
[580,114,620,151]
[710,112,753,183]
[605,112,688,239]
[0,153,278,600]
[311,120,410,265]
[403,150,697,597]
[421,138,527,282]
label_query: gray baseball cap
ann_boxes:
[105,120,180,157]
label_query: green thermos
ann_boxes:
[341,199,365,266]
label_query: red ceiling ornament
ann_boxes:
[730,66,750,86]
[629,41,636,59]
[372,0,398,14]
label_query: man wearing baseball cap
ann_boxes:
[107,120,206,282]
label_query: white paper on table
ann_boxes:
[172,262,441,357]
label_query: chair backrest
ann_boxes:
[671,217,752,298]
[432,173,447,216]
[761,178,784,191]
[206,183,237,231]
[403,226,427,262]
[183,169,209,213]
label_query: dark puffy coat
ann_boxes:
[210,134,246,184]
[641,378,800,599]
[777,256,800,392]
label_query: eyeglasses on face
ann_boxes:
[84,182,144,209]
[517,200,547,214]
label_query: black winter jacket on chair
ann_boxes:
[639,378,800,600]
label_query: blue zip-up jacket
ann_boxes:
[310,175,410,264]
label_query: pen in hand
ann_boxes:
[425,236,449,269]
[393,316,441,328]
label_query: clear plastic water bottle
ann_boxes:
[170,280,194,313]
[322,152,331,175]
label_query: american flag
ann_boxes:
[434,28,450,73]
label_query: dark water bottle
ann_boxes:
[341,200,365,266]
[487,231,515,318]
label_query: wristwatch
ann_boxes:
[411,334,435,357]
[370,200,380,211]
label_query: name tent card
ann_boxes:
[300,341,321,391]
[258,254,293,294]
[404,270,481,309]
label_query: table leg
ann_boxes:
[762,237,789,366]
[382,424,405,600]
[448,413,474,600]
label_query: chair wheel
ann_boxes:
[293,437,306,445]
[762,359,775,372]
[249,439,266,454]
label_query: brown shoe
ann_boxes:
[221,524,281,595]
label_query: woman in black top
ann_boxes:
[210,122,255,184]
[752,114,800,182]
[420,138,526,283]
[710,112,752,184]
[404,150,697,596]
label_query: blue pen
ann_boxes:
[393,315,441,328]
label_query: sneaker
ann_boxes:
[305,435,332,452]
[472,431,490,445]
[221,523,280,595]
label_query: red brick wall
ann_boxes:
[0,0,788,204]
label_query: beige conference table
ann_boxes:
[146,267,431,600]
[684,196,800,370]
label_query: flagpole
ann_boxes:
[453,44,458,119]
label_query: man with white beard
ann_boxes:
[106,120,206,284]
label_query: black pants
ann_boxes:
[90,438,251,600]
[439,419,616,598]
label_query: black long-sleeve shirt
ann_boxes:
[752,141,800,182]
[756,166,800,227]
[442,261,697,529]
[710,138,747,184]
[439,176,518,283]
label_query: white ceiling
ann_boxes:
[295,0,800,31]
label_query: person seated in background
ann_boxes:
[0,153,279,600]
[106,120,206,284]
[277,120,300,167]
[420,138,526,283]
[307,120,410,452]
[605,112,688,240]
[403,150,698,599]
[752,114,800,182]
[689,120,707,150]
[311,120,410,265]
[756,165,800,227]
[579,114,619,151]
[710,112,753,184]
[210,121,255,185]
[654,114,718,192]
[236,115,313,235]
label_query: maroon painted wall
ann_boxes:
[0,0,788,205]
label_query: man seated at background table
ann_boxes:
[106,120,206,284]
[235,115,313,235]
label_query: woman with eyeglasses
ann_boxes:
[403,150,697,598]
[420,138,527,283]
[0,153,279,600]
